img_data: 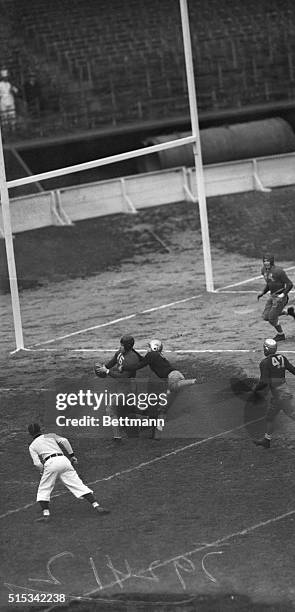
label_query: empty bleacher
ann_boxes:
[0,0,294,140]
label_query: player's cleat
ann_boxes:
[113,437,122,443]
[287,306,295,319]
[94,506,110,515]
[35,515,50,523]
[254,438,271,449]
[156,424,163,432]
[273,333,286,342]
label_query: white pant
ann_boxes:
[37,455,92,502]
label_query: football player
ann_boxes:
[253,338,295,448]
[129,339,196,391]
[94,334,142,441]
[119,338,197,431]
[257,254,293,341]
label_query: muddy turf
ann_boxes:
[1,186,295,611]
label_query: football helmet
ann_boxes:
[263,338,277,356]
[262,254,274,269]
[120,334,135,351]
[148,338,163,352]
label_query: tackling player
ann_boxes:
[253,339,295,448]
[119,338,197,431]
[129,338,197,391]
[257,254,293,341]
[94,334,142,440]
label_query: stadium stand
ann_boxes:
[0,0,294,140]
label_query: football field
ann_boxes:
[1,189,295,611]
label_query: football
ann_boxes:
[94,363,107,378]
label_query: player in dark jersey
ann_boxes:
[119,339,196,432]
[95,334,142,440]
[253,338,295,448]
[257,254,293,341]
[127,339,197,392]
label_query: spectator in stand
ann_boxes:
[23,72,44,116]
[0,68,18,129]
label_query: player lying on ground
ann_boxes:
[94,334,142,441]
[118,338,197,431]
[28,423,109,521]
[252,339,295,448]
[257,254,294,341]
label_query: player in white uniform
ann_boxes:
[28,423,109,522]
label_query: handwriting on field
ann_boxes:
[4,544,227,597]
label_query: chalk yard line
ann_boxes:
[4,505,295,605]
[215,265,295,292]
[220,289,295,294]
[10,265,295,355]
[0,416,263,520]
[83,505,295,597]
[8,347,295,362]
[5,503,295,607]
[19,347,257,355]
[233,308,255,315]
[4,480,39,486]
[20,294,202,352]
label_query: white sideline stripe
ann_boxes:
[25,295,201,349]
[84,506,295,597]
[5,347,295,373]
[11,265,295,354]
[219,289,295,294]
[4,505,295,606]
[28,314,138,347]
[19,347,256,354]
[0,416,263,520]
[6,500,295,605]
[0,388,49,392]
[12,348,295,357]
[141,294,198,313]
[215,266,295,292]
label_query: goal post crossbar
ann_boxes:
[7,135,196,189]
[1,0,214,352]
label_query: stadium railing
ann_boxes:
[1,152,294,237]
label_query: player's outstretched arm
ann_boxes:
[119,352,151,373]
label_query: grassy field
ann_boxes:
[1,185,295,293]
[1,186,295,612]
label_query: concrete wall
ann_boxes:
[1,152,294,235]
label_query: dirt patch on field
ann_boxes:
[1,186,295,611]
[1,185,295,293]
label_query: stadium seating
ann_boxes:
[0,0,294,140]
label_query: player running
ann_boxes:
[28,423,109,522]
[257,254,293,341]
[253,339,295,448]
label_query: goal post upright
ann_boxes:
[179,0,214,292]
[1,1,214,351]
[0,125,24,350]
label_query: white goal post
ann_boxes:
[0,0,214,352]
